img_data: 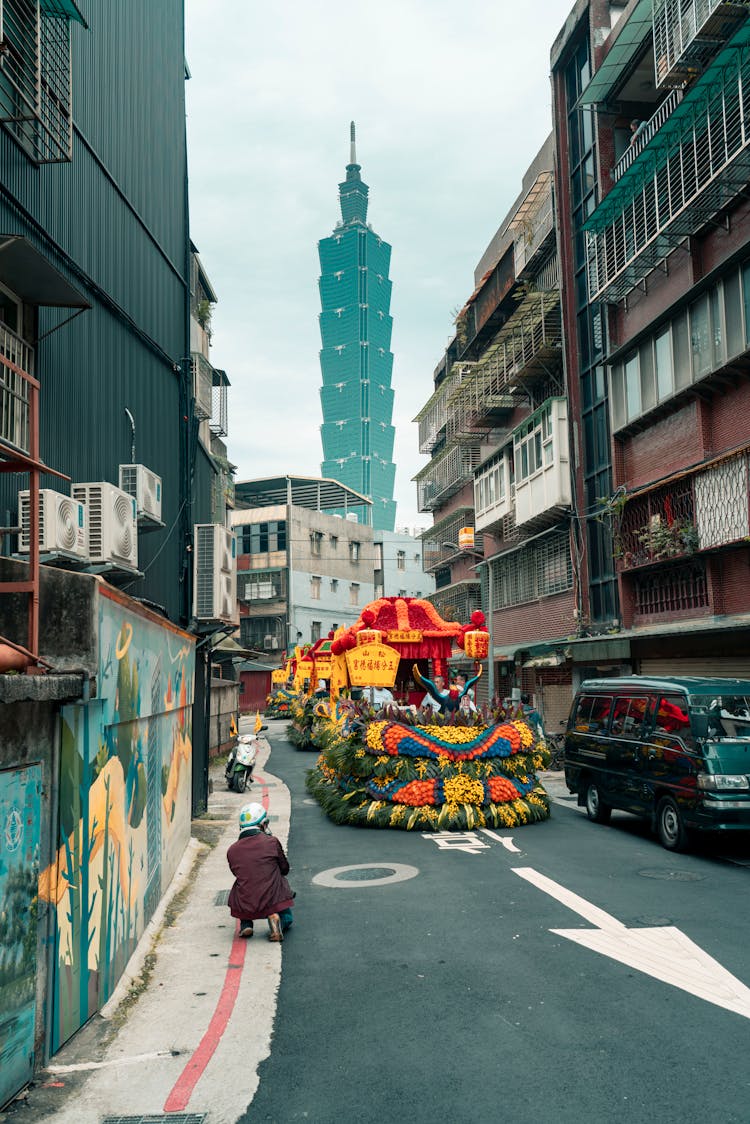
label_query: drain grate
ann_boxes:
[214,889,231,906]
[102,1116,207,1123]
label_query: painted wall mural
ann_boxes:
[39,590,195,1051]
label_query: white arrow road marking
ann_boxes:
[480,829,522,853]
[514,867,750,1020]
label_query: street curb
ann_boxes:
[99,835,207,1020]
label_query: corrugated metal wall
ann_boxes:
[0,0,215,623]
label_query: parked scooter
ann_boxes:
[225,729,266,793]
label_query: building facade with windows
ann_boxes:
[414,138,577,725]
[317,123,396,531]
[233,476,374,656]
[374,530,435,600]
[552,0,750,678]
[0,0,231,1095]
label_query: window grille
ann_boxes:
[587,40,750,303]
[0,0,79,163]
[0,323,33,454]
[491,531,572,609]
[191,352,213,420]
[619,449,750,568]
[210,369,229,437]
[414,364,466,453]
[653,0,749,89]
[429,582,481,623]
[238,570,285,601]
[415,441,482,511]
[421,507,475,571]
[633,561,708,615]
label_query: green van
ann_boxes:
[564,676,750,851]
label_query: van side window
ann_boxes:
[611,696,650,738]
[655,695,695,749]
[573,694,612,733]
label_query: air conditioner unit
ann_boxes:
[71,482,138,568]
[193,523,236,620]
[119,464,162,523]
[263,635,279,651]
[18,489,88,560]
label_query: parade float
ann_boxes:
[305,597,551,831]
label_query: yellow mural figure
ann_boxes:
[39,756,135,907]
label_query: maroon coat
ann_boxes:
[227,830,294,920]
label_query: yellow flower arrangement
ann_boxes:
[422,724,485,743]
[443,775,485,805]
[512,720,534,749]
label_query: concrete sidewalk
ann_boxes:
[7,716,291,1124]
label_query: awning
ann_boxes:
[40,0,88,27]
[0,237,90,308]
[523,651,567,669]
[578,0,653,107]
[491,643,520,663]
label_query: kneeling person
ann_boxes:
[227,802,294,942]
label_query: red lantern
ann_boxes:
[471,610,486,627]
[361,609,376,626]
[464,629,489,659]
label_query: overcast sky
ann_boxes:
[184,0,574,532]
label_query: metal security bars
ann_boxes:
[420,507,476,572]
[0,0,77,162]
[613,89,684,182]
[633,561,708,614]
[0,324,33,453]
[490,530,572,610]
[617,448,750,568]
[509,171,555,276]
[586,31,750,303]
[443,290,562,446]
[414,441,482,512]
[414,364,464,454]
[653,0,750,88]
[429,579,482,623]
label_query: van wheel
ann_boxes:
[585,782,611,824]
[656,796,688,852]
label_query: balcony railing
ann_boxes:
[653,0,750,88]
[617,449,750,570]
[508,171,555,278]
[421,506,476,572]
[586,30,750,303]
[0,325,34,456]
[414,365,464,454]
[210,368,229,437]
[612,89,684,182]
[414,442,482,512]
[443,290,561,444]
[191,351,214,420]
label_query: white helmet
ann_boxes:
[239,802,267,830]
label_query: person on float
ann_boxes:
[227,802,294,942]
[414,666,482,714]
[454,671,477,714]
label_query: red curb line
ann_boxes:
[163,779,271,1113]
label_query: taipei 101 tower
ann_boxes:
[317,123,396,531]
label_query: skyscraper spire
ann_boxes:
[338,121,368,225]
[318,123,397,531]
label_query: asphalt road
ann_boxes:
[242,724,750,1124]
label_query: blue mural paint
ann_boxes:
[0,764,41,1109]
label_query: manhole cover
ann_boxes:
[214,889,230,906]
[102,1116,207,1123]
[638,868,705,882]
[312,862,419,888]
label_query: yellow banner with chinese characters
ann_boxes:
[385,629,422,643]
[345,641,400,687]
[314,657,333,679]
[329,652,349,699]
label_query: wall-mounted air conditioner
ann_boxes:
[71,481,138,568]
[119,464,163,524]
[193,523,236,621]
[18,489,88,560]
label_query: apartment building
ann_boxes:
[415,138,576,725]
[552,0,750,678]
[233,475,374,655]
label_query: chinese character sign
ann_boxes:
[345,642,400,687]
[385,630,423,643]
